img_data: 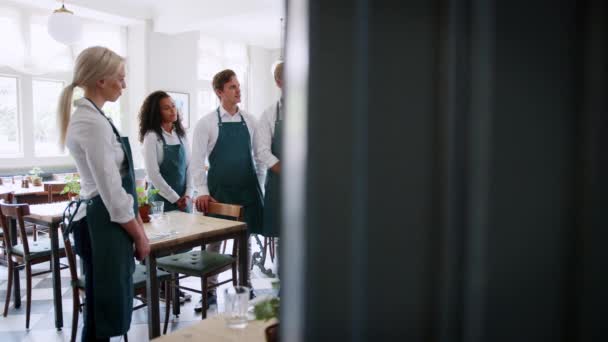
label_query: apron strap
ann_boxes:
[62,199,85,236]
[216,107,246,126]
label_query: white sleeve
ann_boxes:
[183,136,194,198]
[191,118,210,196]
[254,107,280,170]
[246,114,265,185]
[81,119,134,224]
[142,132,180,203]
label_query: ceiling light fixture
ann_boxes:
[47,1,83,45]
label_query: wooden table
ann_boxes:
[23,201,70,330]
[144,211,248,339]
[154,317,277,341]
[0,181,69,204]
[12,204,248,338]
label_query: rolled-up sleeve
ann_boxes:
[191,118,210,196]
[142,132,180,203]
[80,119,135,224]
[254,107,279,171]
[183,136,194,198]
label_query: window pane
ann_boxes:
[0,76,20,156]
[72,88,122,130]
[33,79,64,156]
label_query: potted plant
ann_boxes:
[29,167,44,186]
[136,186,159,223]
[254,280,280,342]
[61,174,81,200]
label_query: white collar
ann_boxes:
[219,105,241,118]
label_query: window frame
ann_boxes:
[0,73,23,158]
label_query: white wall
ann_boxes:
[125,22,148,168]
[249,47,282,117]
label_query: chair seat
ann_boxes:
[12,239,65,260]
[157,250,235,276]
[75,264,171,289]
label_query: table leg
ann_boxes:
[9,218,20,308]
[146,254,161,339]
[49,223,63,330]
[238,231,248,287]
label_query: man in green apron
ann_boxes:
[254,62,284,239]
[191,69,263,312]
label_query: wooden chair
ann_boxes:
[44,182,69,203]
[0,202,67,329]
[0,192,14,262]
[60,223,173,341]
[157,202,244,318]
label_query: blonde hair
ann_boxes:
[58,46,125,148]
[274,62,284,83]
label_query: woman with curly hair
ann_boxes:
[139,90,193,212]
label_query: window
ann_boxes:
[0,76,20,156]
[197,35,250,121]
[0,3,127,165]
[33,79,64,156]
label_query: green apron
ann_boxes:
[262,102,282,237]
[207,107,263,234]
[149,131,191,212]
[82,98,137,337]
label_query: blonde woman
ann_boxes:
[58,46,149,341]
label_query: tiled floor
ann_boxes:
[0,237,278,342]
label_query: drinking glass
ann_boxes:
[151,201,164,219]
[224,286,250,328]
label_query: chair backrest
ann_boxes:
[0,192,14,246]
[0,202,31,255]
[44,183,67,203]
[60,223,80,288]
[207,202,244,221]
[207,202,244,256]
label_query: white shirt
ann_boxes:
[191,106,260,196]
[142,129,193,203]
[254,100,283,171]
[66,98,135,223]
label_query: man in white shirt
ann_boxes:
[191,69,263,312]
[254,62,284,239]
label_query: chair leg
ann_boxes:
[201,278,208,319]
[33,226,37,241]
[26,263,32,329]
[163,281,170,335]
[269,238,275,263]
[221,240,227,254]
[123,333,128,342]
[172,274,180,317]
[232,264,238,286]
[3,258,13,317]
[263,237,268,261]
[71,288,80,342]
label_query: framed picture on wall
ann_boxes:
[167,91,190,129]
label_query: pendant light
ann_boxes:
[47,1,82,45]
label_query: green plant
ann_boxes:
[136,187,159,207]
[61,174,81,196]
[29,167,43,181]
[254,297,280,321]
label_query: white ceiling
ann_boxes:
[12,0,284,49]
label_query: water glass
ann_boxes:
[151,201,164,219]
[224,286,250,328]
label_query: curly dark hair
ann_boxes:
[138,90,186,143]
